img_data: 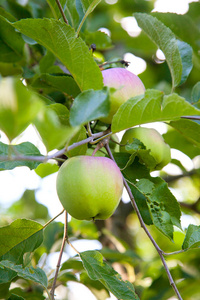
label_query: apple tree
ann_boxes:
[0,0,200,299]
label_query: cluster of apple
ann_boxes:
[56,68,171,221]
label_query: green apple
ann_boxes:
[100,68,145,124]
[120,127,171,170]
[56,156,124,220]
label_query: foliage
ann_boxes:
[0,0,200,300]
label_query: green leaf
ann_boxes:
[77,0,102,34]
[65,0,80,29]
[168,119,200,148]
[35,162,59,178]
[39,51,56,73]
[34,106,79,152]
[0,219,43,283]
[113,154,153,225]
[7,287,45,300]
[191,82,200,108]
[70,87,110,126]
[67,126,88,157]
[0,62,22,77]
[80,250,139,300]
[0,15,24,63]
[43,222,64,253]
[112,89,200,133]
[80,271,110,299]
[177,40,193,85]
[61,257,84,272]
[125,139,158,171]
[0,282,10,299]
[83,30,112,50]
[135,177,182,240]
[81,0,101,13]
[129,183,153,226]
[0,77,43,141]
[70,218,99,239]
[8,190,49,221]
[0,142,42,170]
[12,18,103,91]
[163,129,200,159]
[134,13,187,88]
[0,261,47,288]
[47,103,70,126]
[8,294,24,300]
[32,74,81,98]
[182,225,200,249]
[0,219,43,258]
[152,12,200,54]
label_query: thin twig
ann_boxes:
[67,240,80,255]
[0,130,108,163]
[50,211,68,300]
[105,144,183,300]
[87,123,93,137]
[163,249,187,256]
[90,131,112,145]
[55,0,68,24]
[43,209,65,229]
[181,115,200,120]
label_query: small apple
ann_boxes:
[120,127,171,170]
[100,68,145,123]
[56,156,123,220]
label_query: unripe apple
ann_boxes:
[56,156,123,221]
[120,127,171,170]
[100,68,145,123]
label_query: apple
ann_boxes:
[56,156,123,221]
[100,68,145,123]
[120,127,171,170]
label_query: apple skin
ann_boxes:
[120,127,171,170]
[56,156,124,221]
[100,68,145,123]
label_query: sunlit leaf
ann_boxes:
[168,119,200,148]
[12,18,103,91]
[67,126,88,157]
[35,162,59,178]
[0,219,43,258]
[0,219,43,283]
[182,225,200,249]
[112,89,200,133]
[163,129,200,159]
[134,13,192,88]
[0,77,42,140]
[177,40,193,85]
[152,12,200,54]
[34,106,79,151]
[191,82,200,108]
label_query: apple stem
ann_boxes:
[105,143,183,300]
[43,208,65,229]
